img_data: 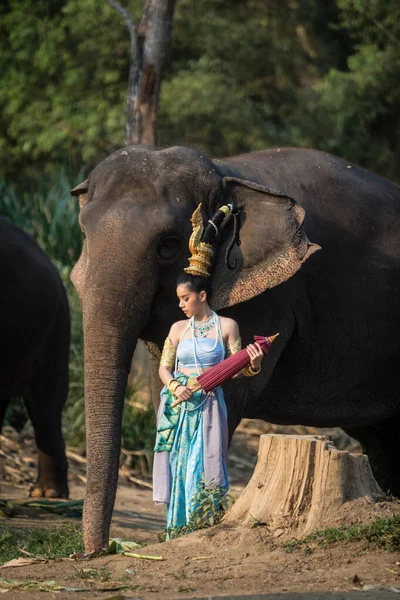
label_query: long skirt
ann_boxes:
[153,374,229,530]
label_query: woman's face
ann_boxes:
[176,284,206,318]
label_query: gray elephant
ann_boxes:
[0,217,70,498]
[71,145,400,553]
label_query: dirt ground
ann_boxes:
[1,420,399,599]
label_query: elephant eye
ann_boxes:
[157,235,181,261]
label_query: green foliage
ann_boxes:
[296,0,400,180]
[121,387,156,465]
[283,514,400,553]
[162,479,233,540]
[0,0,130,179]
[0,523,84,565]
[0,171,81,264]
[1,0,399,181]
[71,566,112,582]
[158,0,350,157]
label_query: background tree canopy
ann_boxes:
[0,0,399,183]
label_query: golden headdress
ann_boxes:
[184,204,235,278]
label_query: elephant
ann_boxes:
[0,217,70,498]
[70,145,400,552]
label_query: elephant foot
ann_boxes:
[30,482,69,499]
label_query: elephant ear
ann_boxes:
[71,179,89,208]
[211,177,320,311]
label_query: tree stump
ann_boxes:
[225,434,383,535]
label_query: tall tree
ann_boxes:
[108,0,177,146]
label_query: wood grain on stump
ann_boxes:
[225,434,383,535]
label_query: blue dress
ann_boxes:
[153,325,229,530]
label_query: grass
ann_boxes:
[72,565,112,582]
[0,523,84,565]
[0,499,83,519]
[282,514,400,554]
[160,480,234,541]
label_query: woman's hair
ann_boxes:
[176,273,213,303]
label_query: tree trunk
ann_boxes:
[108,0,177,147]
[224,434,383,536]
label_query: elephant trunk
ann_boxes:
[81,275,154,553]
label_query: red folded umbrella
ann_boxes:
[171,333,279,407]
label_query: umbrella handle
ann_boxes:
[170,397,184,408]
[170,383,202,408]
[189,383,202,392]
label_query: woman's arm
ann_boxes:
[224,318,264,375]
[158,329,177,387]
[158,324,193,402]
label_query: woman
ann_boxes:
[153,272,264,532]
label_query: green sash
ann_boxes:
[154,373,204,452]
[154,374,188,453]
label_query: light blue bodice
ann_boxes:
[176,338,225,370]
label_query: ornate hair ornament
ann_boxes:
[184,203,240,277]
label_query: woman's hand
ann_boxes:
[170,385,193,408]
[174,385,193,402]
[246,342,264,371]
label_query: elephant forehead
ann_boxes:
[82,200,178,237]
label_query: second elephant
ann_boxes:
[0,217,70,498]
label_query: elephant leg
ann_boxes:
[346,420,400,497]
[144,341,162,414]
[25,352,69,499]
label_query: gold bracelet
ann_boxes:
[167,377,176,389]
[242,364,261,377]
[167,379,182,395]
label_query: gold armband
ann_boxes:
[160,337,177,369]
[226,337,242,357]
[242,364,261,377]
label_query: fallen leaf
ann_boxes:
[107,538,143,554]
[362,585,378,591]
[21,499,83,516]
[123,553,164,561]
[385,568,399,575]
[273,529,284,538]
[0,558,46,569]
[0,576,130,593]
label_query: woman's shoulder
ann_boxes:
[168,319,189,344]
[218,315,239,335]
[171,319,189,330]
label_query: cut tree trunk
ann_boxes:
[224,434,383,536]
